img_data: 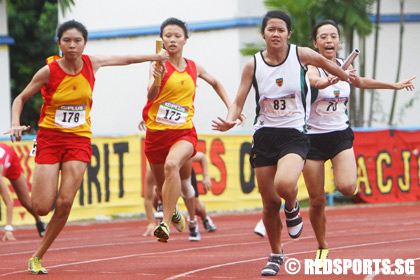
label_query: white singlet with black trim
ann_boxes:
[253,44,311,132]
[306,59,351,134]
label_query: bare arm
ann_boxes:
[299,47,349,82]
[192,152,211,191]
[212,58,254,132]
[352,73,416,91]
[198,63,247,126]
[196,63,231,109]
[146,62,161,101]
[138,119,146,131]
[90,49,168,73]
[6,66,50,142]
[307,65,338,89]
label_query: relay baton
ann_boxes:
[341,48,360,70]
[154,39,163,86]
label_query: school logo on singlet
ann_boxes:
[276,78,284,87]
[334,90,340,97]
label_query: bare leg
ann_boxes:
[195,198,207,221]
[255,165,282,254]
[303,159,328,249]
[150,141,194,227]
[256,154,305,254]
[10,173,41,222]
[143,166,157,236]
[0,177,16,240]
[180,159,196,222]
[331,148,357,196]
[32,161,87,258]
[274,154,304,210]
[183,196,196,222]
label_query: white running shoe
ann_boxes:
[254,219,266,237]
[202,216,217,232]
[188,218,201,241]
[284,200,303,239]
[154,201,163,220]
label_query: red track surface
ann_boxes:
[1,203,420,279]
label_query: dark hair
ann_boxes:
[311,20,340,42]
[56,20,88,42]
[160,17,189,38]
[261,11,292,34]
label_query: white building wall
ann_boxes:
[62,0,262,30]
[61,0,267,135]
[1,0,418,135]
[60,0,420,133]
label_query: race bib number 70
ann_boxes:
[316,97,348,116]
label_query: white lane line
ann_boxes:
[166,237,420,279]
[2,226,417,257]
[0,232,254,257]
[0,240,266,277]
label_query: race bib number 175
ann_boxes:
[156,101,189,126]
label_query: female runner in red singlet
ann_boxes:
[6,20,168,274]
[143,17,243,243]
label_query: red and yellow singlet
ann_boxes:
[142,58,197,132]
[38,55,95,138]
[0,143,23,180]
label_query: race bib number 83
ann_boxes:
[262,94,298,116]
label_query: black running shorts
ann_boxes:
[306,127,354,161]
[249,127,310,168]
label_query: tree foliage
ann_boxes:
[6,0,74,132]
[241,0,374,56]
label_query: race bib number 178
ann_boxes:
[55,105,86,128]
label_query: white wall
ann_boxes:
[61,0,267,135]
[62,0,264,31]
[60,0,420,133]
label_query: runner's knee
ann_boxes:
[181,178,195,198]
[310,195,326,209]
[336,182,357,196]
